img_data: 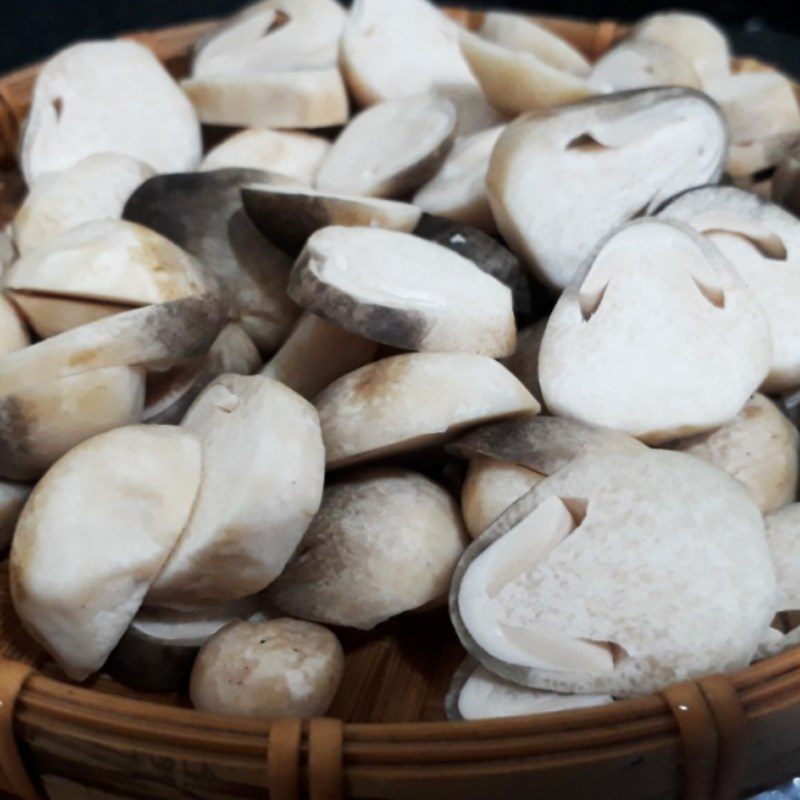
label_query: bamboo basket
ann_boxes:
[0,9,798,800]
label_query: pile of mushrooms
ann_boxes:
[3,0,800,724]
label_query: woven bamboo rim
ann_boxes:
[1,10,799,800]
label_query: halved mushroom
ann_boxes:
[315,352,538,469]
[267,467,468,628]
[340,0,476,107]
[458,30,594,117]
[21,40,201,185]
[451,449,776,696]
[315,96,456,199]
[10,424,202,680]
[0,292,227,397]
[242,183,421,254]
[289,226,515,356]
[413,125,505,234]
[181,68,349,129]
[486,88,728,290]
[261,312,378,400]
[588,39,700,92]
[539,220,770,444]
[0,295,30,356]
[0,365,146,481]
[501,318,547,406]
[0,480,31,552]
[659,185,800,392]
[5,220,216,338]
[147,374,325,607]
[200,128,330,182]
[123,169,300,352]
[190,618,345,718]
[631,12,730,85]
[669,394,798,514]
[191,0,346,76]
[12,153,155,256]
[446,658,612,720]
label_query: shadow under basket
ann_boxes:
[1,9,799,800]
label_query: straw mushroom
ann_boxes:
[539,219,771,443]
[289,227,516,357]
[11,153,155,256]
[123,168,300,352]
[659,186,800,393]
[200,128,330,182]
[268,467,468,628]
[315,96,457,199]
[21,40,201,185]
[0,480,31,552]
[148,374,325,607]
[451,449,777,696]
[10,425,202,680]
[190,618,344,719]
[316,352,538,469]
[0,296,30,356]
[486,88,728,290]
[588,40,700,92]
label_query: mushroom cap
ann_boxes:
[316,95,457,199]
[289,226,515,357]
[190,618,344,719]
[659,184,800,392]
[200,128,330,183]
[539,219,771,443]
[451,449,777,696]
[0,295,30,357]
[148,374,325,607]
[669,394,798,514]
[123,168,299,352]
[12,153,155,256]
[0,480,31,553]
[0,365,146,481]
[10,424,202,680]
[21,40,201,184]
[486,88,728,290]
[192,0,346,76]
[267,467,468,629]
[181,69,349,129]
[340,0,476,107]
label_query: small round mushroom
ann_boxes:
[289,226,515,357]
[316,353,538,469]
[10,424,202,680]
[486,88,728,290]
[539,220,771,443]
[200,128,330,182]
[268,467,468,628]
[669,394,798,514]
[0,295,30,357]
[21,40,201,185]
[0,480,31,552]
[501,318,547,407]
[316,95,457,199]
[451,449,777,697]
[190,618,344,719]
[11,153,155,256]
[148,374,325,607]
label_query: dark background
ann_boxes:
[1,0,800,77]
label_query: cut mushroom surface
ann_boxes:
[451,449,776,696]
[315,96,456,199]
[10,425,202,680]
[669,394,798,514]
[21,40,201,184]
[190,618,344,719]
[12,153,155,256]
[200,128,330,183]
[289,226,515,357]
[267,467,468,628]
[123,168,299,352]
[315,352,538,469]
[242,183,421,254]
[0,295,30,357]
[340,0,476,107]
[4,295,131,341]
[486,88,728,290]
[0,480,31,552]
[148,375,325,607]
[539,220,771,443]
